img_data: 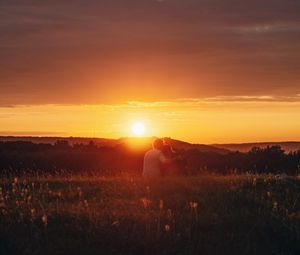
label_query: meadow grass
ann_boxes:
[0,174,299,255]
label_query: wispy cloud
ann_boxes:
[1,95,300,109]
[124,95,300,108]
[0,131,64,136]
[0,0,299,105]
[200,95,300,102]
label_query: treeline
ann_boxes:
[0,141,299,176]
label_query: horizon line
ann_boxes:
[1,135,300,145]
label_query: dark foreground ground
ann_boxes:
[0,175,299,255]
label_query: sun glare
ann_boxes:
[131,122,146,137]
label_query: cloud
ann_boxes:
[0,131,64,136]
[106,95,300,110]
[1,94,300,108]
[0,0,300,105]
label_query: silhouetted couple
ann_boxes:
[143,138,185,178]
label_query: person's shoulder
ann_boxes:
[153,149,163,154]
[145,149,155,156]
[146,149,162,156]
[154,149,165,158]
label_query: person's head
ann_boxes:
[152,138,164,150]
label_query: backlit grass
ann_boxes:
[0,175,299,255]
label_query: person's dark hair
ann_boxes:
[152,138,164,150]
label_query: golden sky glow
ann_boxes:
[1,97,300,143]
[1,1,300,143]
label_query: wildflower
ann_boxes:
[159,199,164,210]
[145,185,150,196]
[189,201,198,209]
[167,209,172,219]
[141,198,151,209]
[30,208,36,221]
[77,187,83,198]
[57,191,62,198]
[27,195,32,203]
[42,214,48,227]
[164,224,171,232]
[112,220,120,227]
[31,208,36,215]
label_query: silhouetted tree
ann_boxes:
[0,141,299,176]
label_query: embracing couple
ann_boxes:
[142,138,185,178]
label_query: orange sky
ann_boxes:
[0,1,300,143]
[1,98,300,143]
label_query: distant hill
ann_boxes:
[2,136,300,153]
[6,136,300,153]
[162,138,229,154]
[116,137,230,154]
[0,136,229,154]
[0,136,117,146]
[212,142,300,153]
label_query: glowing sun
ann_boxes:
[131,122,146,136]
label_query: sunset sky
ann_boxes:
[1,0,300,143]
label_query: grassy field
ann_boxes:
[0,175,299,255]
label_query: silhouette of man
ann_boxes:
[143,138,167,178]
[161,142,187,176]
